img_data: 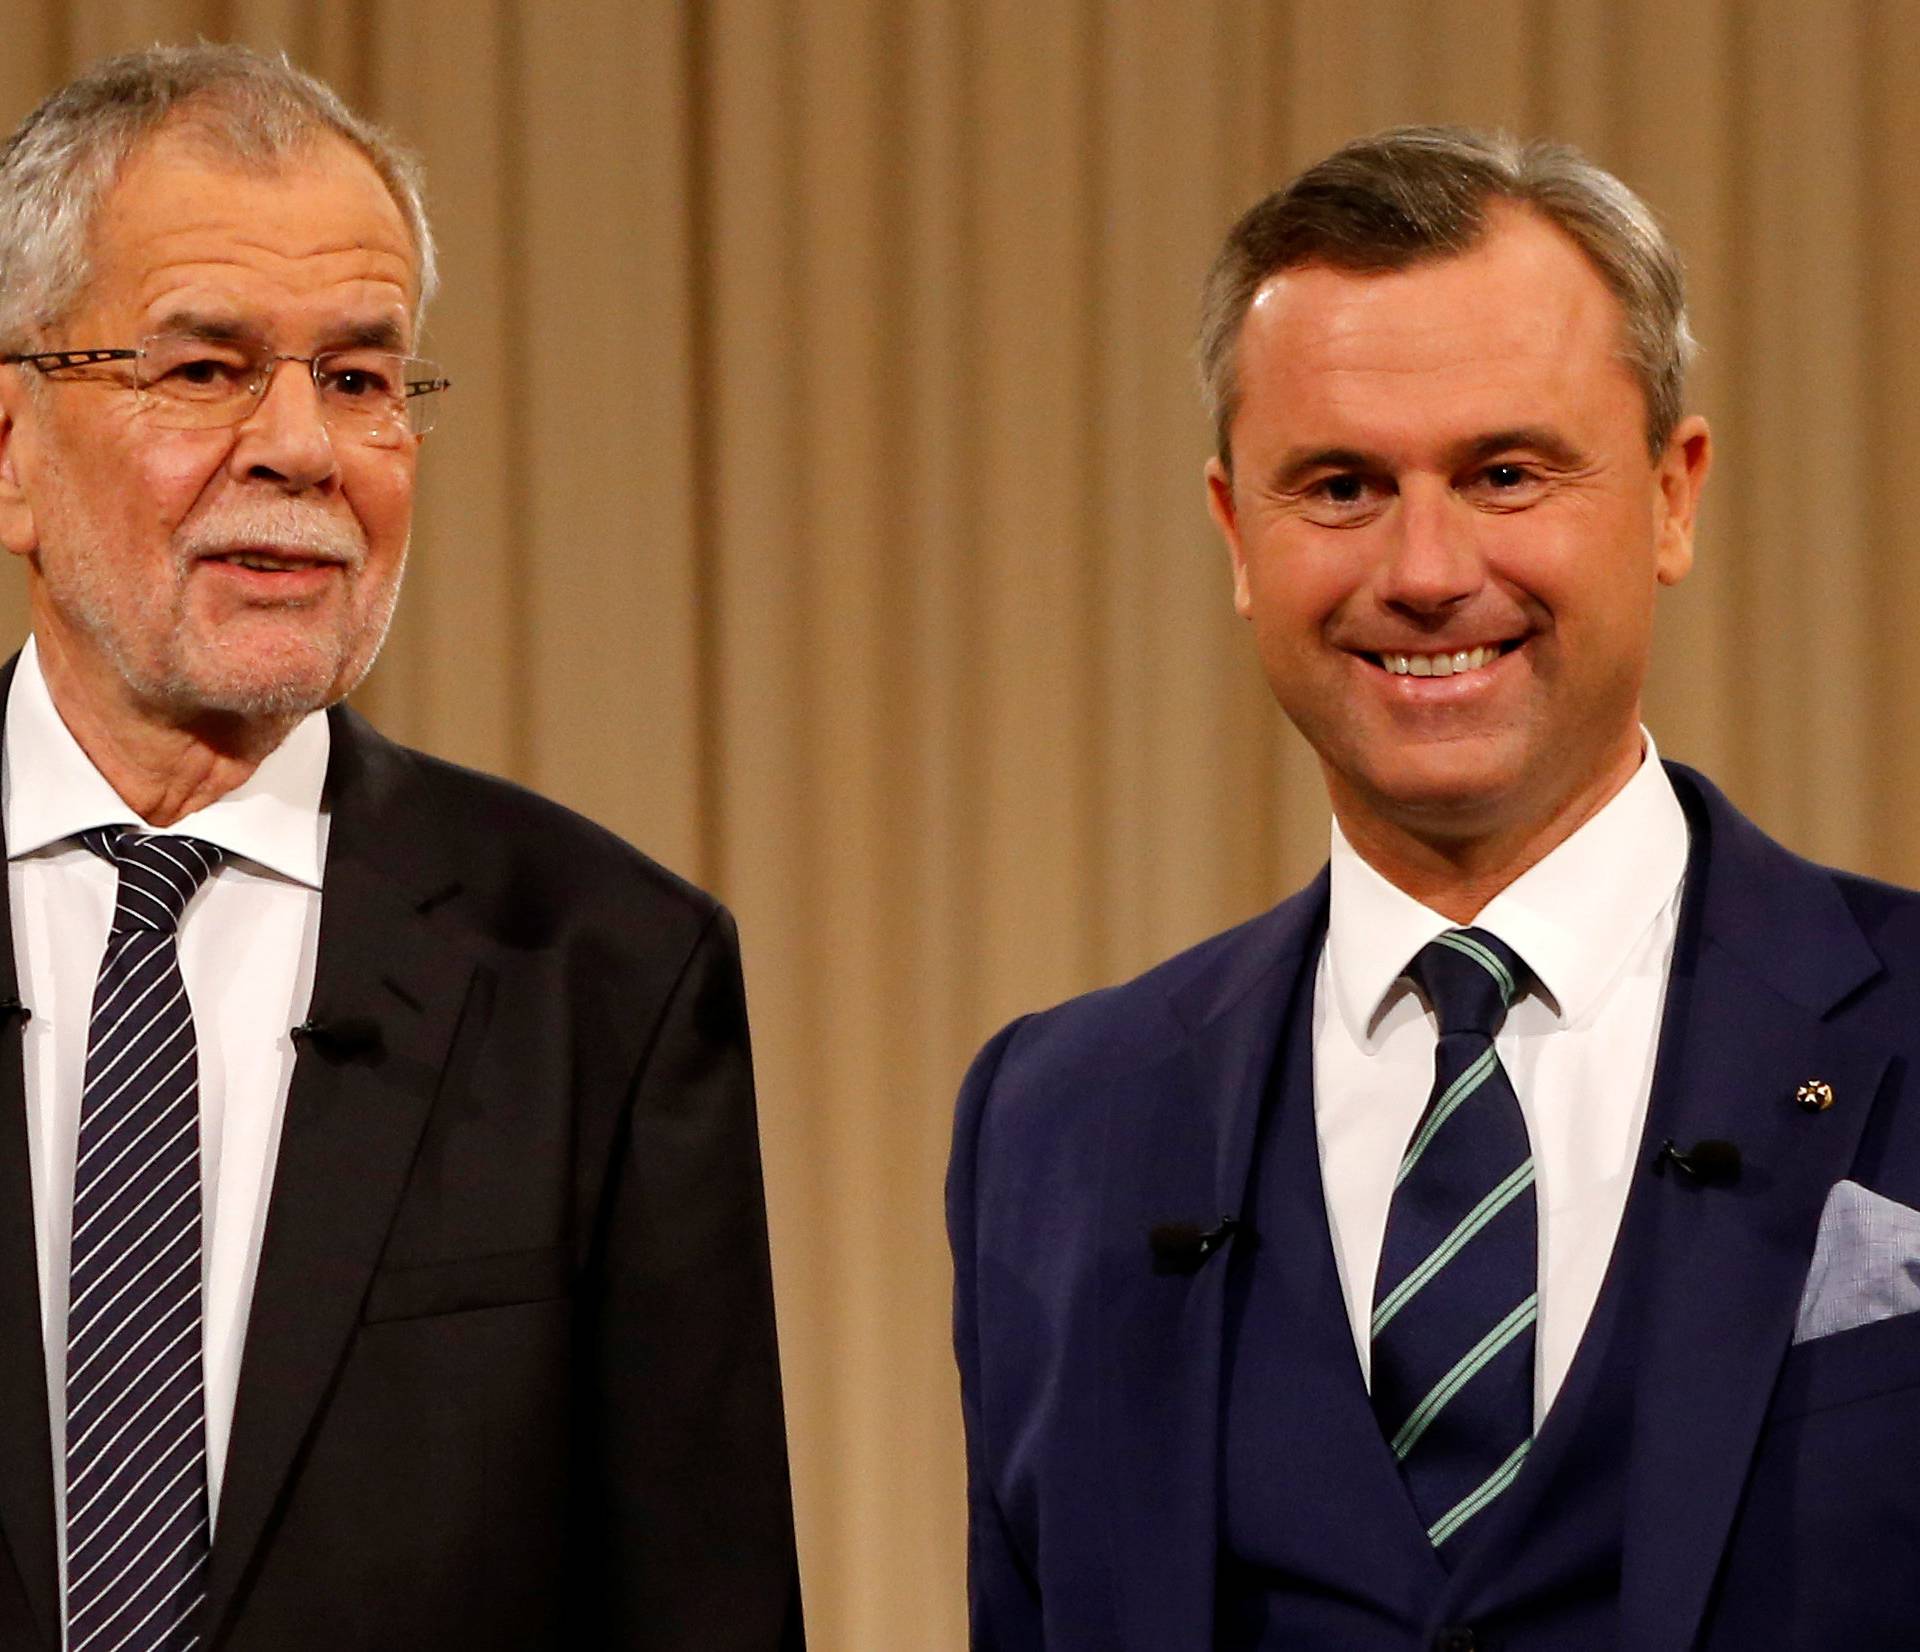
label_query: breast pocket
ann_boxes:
[1765,1306,1920,1423]
[361,1244,572,1324]
[1706,1309,1920,1647]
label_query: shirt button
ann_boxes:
[1435,1630,1477,1652]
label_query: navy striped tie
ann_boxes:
[65,829,224,1652]
[1370,927,1537,1558]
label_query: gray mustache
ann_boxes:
[180,507,364,564]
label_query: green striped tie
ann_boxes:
[1370,927,1538,1557]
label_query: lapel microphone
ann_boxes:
[1655,1137,1743,1188]
[0,997,30,1026]
[291,1016,384,1061]
[1148,1215,1251,1274]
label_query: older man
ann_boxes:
[0,45,801,1652]
[950,128,1920,1650]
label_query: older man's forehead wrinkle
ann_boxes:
[82,142,420,330]
[122,243,415,292]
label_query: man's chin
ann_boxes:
[136,646,360,726]
[1330,750,1535,844]
[147,612,391,724]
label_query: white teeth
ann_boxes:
[1378,644,1504,677]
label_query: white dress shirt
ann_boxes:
[1312,736,1689,1422]
[3,637,328,1572]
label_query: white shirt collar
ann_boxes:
[2,635,330,888]
[1325,732,1689,1048]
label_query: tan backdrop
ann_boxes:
[5,1,1919,1644]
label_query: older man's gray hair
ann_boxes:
[0,41,437,351]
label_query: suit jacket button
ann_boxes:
[1435,1630,1477,1652]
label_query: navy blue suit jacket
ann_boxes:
[949,764,1920,1650]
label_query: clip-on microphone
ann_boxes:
[1148,1215,1251,1275]
[1655,1137,1743,1188]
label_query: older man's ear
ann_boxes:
[0,379,39,557]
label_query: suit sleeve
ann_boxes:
[948,1018,1046,1651]
[578,904,804,1650]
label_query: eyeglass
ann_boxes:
[0,333,452,445]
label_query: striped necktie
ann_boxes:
[65,828,224,1652]
[1370,926,1538,1559]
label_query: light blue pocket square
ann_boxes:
[1793,1179,1920,1345]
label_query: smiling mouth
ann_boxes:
[1369,640,1524,678]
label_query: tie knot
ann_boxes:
[82,827,225,935]
[1406,927,1526,1038]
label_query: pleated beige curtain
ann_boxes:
[6,2,1920,1644]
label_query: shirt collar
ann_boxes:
[2,636,330,888]
[1325,732,1689,1047]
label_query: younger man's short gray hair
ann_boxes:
[1198,125,1695,468]
[0,41,437,351]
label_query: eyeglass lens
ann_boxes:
[133,334,447,441]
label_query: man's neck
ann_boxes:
[34,631,295,827]
[1332,746,1645,925]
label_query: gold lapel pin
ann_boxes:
[1795,1079,1835,1113]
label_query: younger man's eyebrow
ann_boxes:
[1264,446,1380,491]
[1458,427,1584,468]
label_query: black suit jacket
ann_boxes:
[0,685,803,1649]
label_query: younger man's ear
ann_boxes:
[1205,455,1256,619]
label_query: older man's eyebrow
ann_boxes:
[143,311,409,352]
[147,310,255,344]
[329,317,408,351]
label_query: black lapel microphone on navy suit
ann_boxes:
[1148,1215,1253,1274]
[1146,1140,1736,1276]
[1654,1137,1743,1187]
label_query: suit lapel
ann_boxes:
[0,654,60,1648]
[0,856,59,1644]
[202,710,481,1644]
[1618,767,1888,1652]
[0,1001,56,1650]
[1100,878,1327,1652]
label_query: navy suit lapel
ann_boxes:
[1617,766,1887,1652]
[201,710,481,1644]
[1099,875,1327,1652]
